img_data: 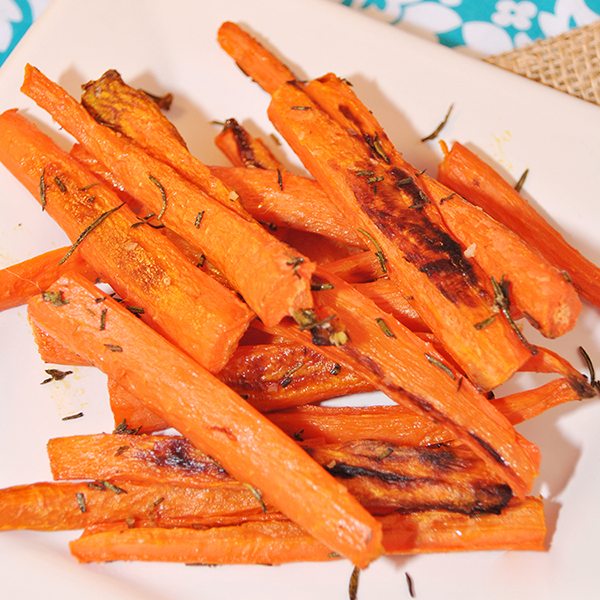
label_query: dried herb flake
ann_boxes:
[357,228,387,274]
[100,307,108,331]
[42,290,69,306]
[62,412,84,421]
[104,344,123,353]
[376,317,396,338]
[76,492,87,513]
[421,103,454,142]
[194,210,205,229]
[41,368,73,385]
[243,483,267,513]
[349,566,360,600]
[405,572,416,598]
[113,419,141,435]
[148,175,167,220]
[514,168,529,193]
[425,353,456,380]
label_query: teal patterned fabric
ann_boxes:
[336,1,600,54]
[2,1,600,67]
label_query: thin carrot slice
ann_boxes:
[438,141,600,307]
[21,65,315,327]
[0,480,267,531]
[324,251,381,283]
[29,274,382,566]
[80,69,250,218]
[215,118,282,169]
[69,497,545,563]
[0,109,253,373]
[0,247,95,312]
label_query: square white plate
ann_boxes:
[0,1,599,598]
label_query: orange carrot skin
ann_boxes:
[438,142,600,308]
[22,65,315,328]
[69,497,545,563]
[0,247,95,312]
[31,322,88,366]
[267,269,539,497]
[267,81,530,390]
[0,110,254,373]
[108,380,169,434]
[0,481,267,531]
[324,251,381,283]
[80,69,250,219]
[29,274,382,567]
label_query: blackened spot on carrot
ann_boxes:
[341,346,384,379]
[146,438,227,477]
[325,462,413,484]
[468,432,506,466]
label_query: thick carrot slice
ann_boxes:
[0,110,253,372]
[47,435,513,516]
[217,22,296,94]
[0,481,267,531]
[80,69,250,219]
[108,380,169,434]
[438,142,600,307]
[0,247,95,312]
[265,270,539,497]
[69,497,545,563]
[31,322,88,366]
[29,274,382,566]
[22,65,315,327]
[215,118,282,169]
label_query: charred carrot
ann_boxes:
[29,274,382,566]
[80,69,250,218]
[47,435,513,516]
[0,247,95,312]
[69,497,545,563]
[0,110,253,373]
[438,142,600,307]
[0,480,268,531]
[215,118,282,169]
[22,65,315,327]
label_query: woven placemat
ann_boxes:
[486,21,600,106]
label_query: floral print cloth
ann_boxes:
[1,0,600,67]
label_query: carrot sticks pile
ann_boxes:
[0,21,597,572]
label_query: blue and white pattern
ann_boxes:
[1,1,600,67]
[336,0,600,55]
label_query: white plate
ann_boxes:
[0,0,599,598]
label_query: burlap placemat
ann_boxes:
[486,21,600,106]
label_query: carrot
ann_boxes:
[31,323,88,366]
[324,251,381,283]
[69,497,545,563]
[264,269,539,497]
[214,118,282,169]
[80,69,250,218]
[275,228,357,264]
[29,274,382,566]
[438,142,600,307]
[0,480,268,531]
[0,247,95,312]
[22,65,315,328]
[0,110,253,373]
[217,22,296,95]
[47,434,513,516]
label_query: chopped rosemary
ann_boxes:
[405,572,416,598]
[103,481,127,495]
[280,362,304,388]
[62,412,84,421]
[79,183,99,192]
[59,203,125,265]
[292,308,323,330]
[194,210,205,228]
[291,105,311,110]
[311,278,334,291]
[439,192,456,204]
[355,169,375,177]
[367,175,384,185]
[514,168,529,193]
[376,317,396,338]
[148,175,167,220]
[474,314,497,330]
[41,368,73,385]
[100,307,107,330]
[561,270,573,283]
[457,376,464,392]
[377,446,394,461]
[54,176,67,193]
[328,551,341,559]
[42,290,69,306]
[491,276,537,355]
[357,228,387,274]
[348,566,361,600]
[421,103,454,142]
[94,297,106,303]
[371,135,390,163]
[330,363,342,376]
[287,256,305,277]
[395,176,413,186]
[153,496,165,508]
[196,254,206,268]
[270,133,282,146]
[210,120,226,126]
[39,168,47,211]
[243,483,267,513]
[131,212,166,229]
[76,492,87,513]
[104,344,123,352]
[125,305,145,316]
[578,346,597,387]
[277,168,283,191]
[115,445,130,456]
[292,429,304,441]
[113,419,141,435]
[425,353,456,380]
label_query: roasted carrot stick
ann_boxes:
[263,269,539,497]
[438,142,600,307]
[22,65,315,327]
[215,118,282,169]
[0,481,268,531]
[324,251,381,283]
[29,274,382,566]
[80,69,250,218]
[31,323,88,366]
[47,435,513,516]
[69,497,545,563]
[108,380,169,434]
[0,109,253,373]
[0,247,95,312]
